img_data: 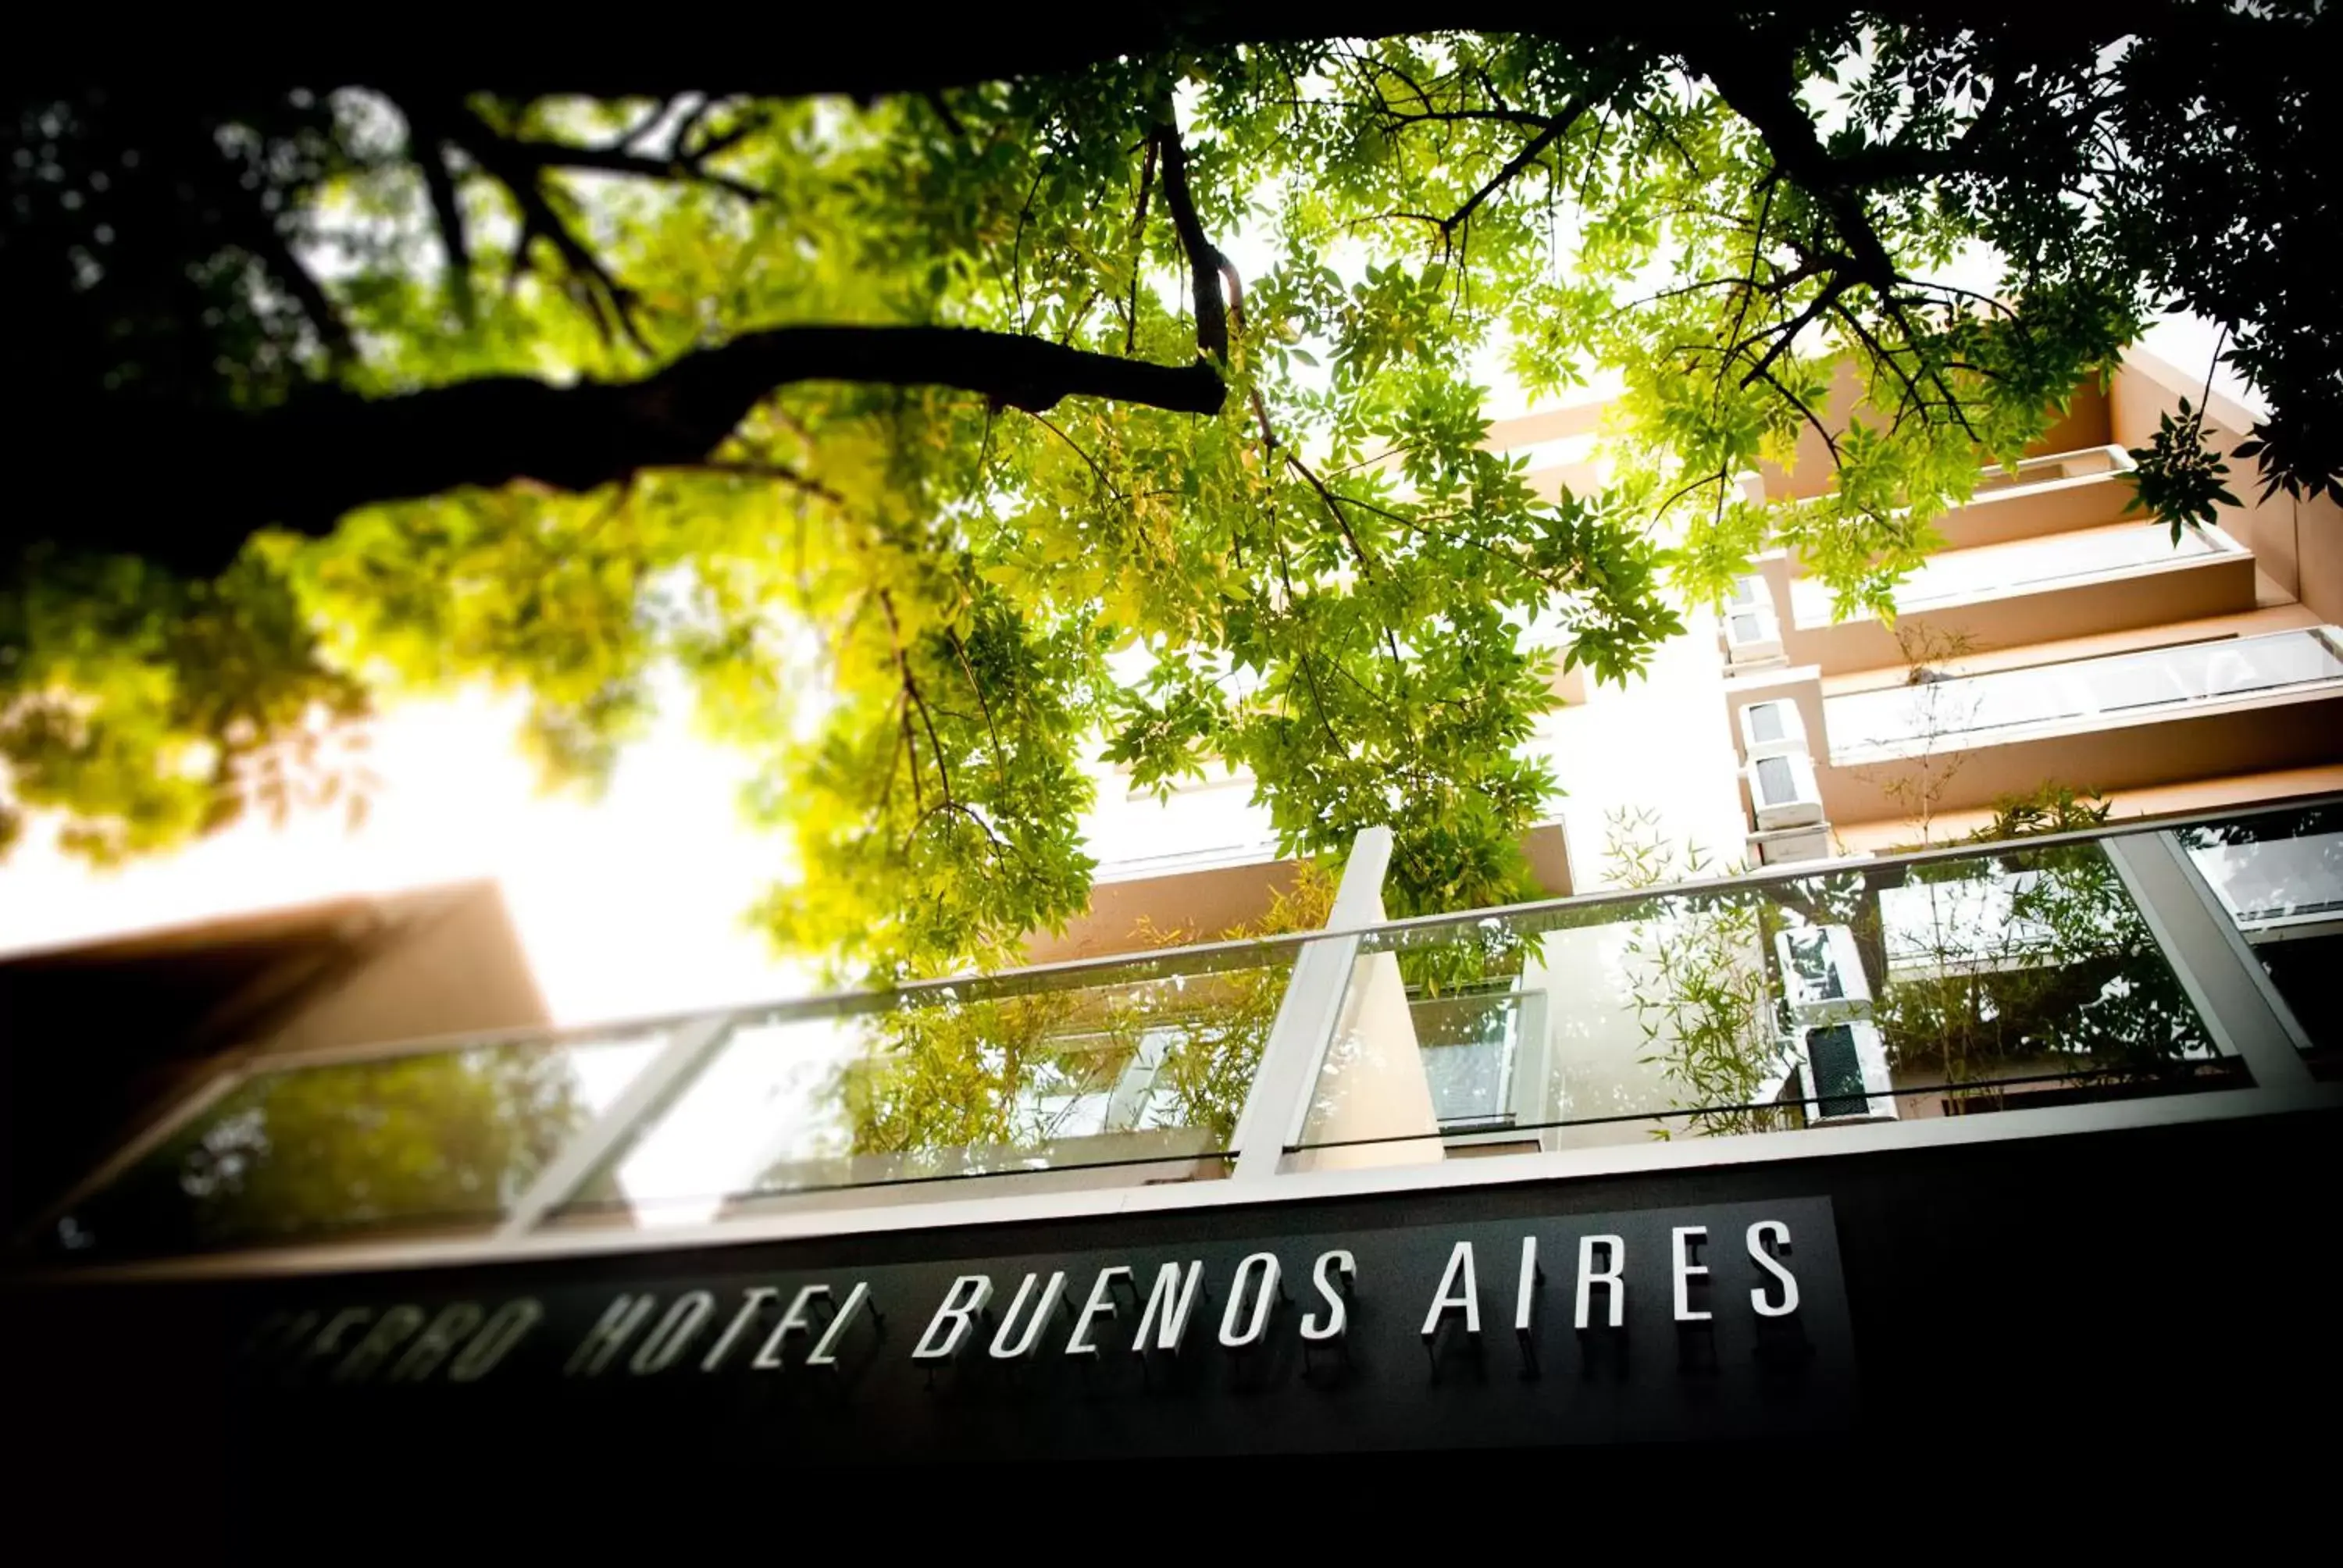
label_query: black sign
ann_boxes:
[234,1196,1854,1459]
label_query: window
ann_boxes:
[1408,987,1545,1133]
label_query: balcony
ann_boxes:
[26,797,2332,1273]
[1035,764,1572,963]
[1775,521,2257,675]
[1815,625,2343,819]
[1935,444,2141,550]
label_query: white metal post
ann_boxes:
[1224,827,1393,1181]
[2104,831,2316,1090]
[497,1011,739,1237]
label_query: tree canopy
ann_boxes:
[5,5,2335,978]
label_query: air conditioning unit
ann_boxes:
[1746,753,1823,830]
[1774,925,1871,1025]
[1726,574,1767,610]
[1722,606,1783,665]
[1749,823,1834,865]
[1739,699,1808,761]
[1796,1021,1896,1124]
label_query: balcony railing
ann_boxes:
[22,799,2338,1273]
[1967,444,2129,497]
[1827,627,2343,762]
[1787,522,2237,625]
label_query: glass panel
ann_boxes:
[1410,989,1523,1128]
[48,1031,669,1257]
[1289,836,2234,1171]
[1781,928,1845,1000]
[2174,807,2343,1073]
[1790,524,2223,624]
[1805,1025,1869,1117]
[555,943,1298,1229]
[1828,629,2343,760]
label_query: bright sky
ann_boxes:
[0,685,813,1025]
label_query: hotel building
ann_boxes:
[3,344,2337,1521]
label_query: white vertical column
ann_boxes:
[496,1011,737,1237]
[2105,831,2315,1090]
[1224,827,1393,1181]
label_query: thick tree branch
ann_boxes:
[476,131,772,203]
[410,132,476,324]
[427,98,653,351]
[240,212,356,368]
[1151,94,1233,362]
[1678,42,1900,293]
[27,327,1226,576]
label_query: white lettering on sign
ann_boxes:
[1747,1221,1801,1317]
[1671,1227,1712,1323]
[756,1285,832,1370]
[1132,1260,1204,1356]
[305,1308,373,1377]
[565,1294,655,1377]
[1218,1253,1282,1349]
[384,1303,483,1383]
[448,1299,541,1383]
[808,1281,875,1367]
[1300,1250,1353,1343]
[1421,1241,1481,1341]
[911,1275,993,1361]
[333,1305,426,1384]
[1575,1235,1626,1330]
[1065,1267,1131,1357]
[989,1272,1070,1360]
[701,1287,779,1374]
[261,1206,1820,1389]
[629,1292,715,1375]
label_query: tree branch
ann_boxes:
[1737,276,1848,390]
[1439,94,1592,236]
[434,98,653,351]
[1150,92,1233,362]
[34,326,1228,575]
[412,132,476,325]
[1125,134,1158,355]
[1678,41,1901,294]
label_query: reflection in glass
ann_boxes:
[1828,628,2343,760]
[2177,808,2343,1071]
[1289,836,2231,1171]
[53,1032,666,1256]
[1412,989,1533,1128]
[558,947,1297,1227]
